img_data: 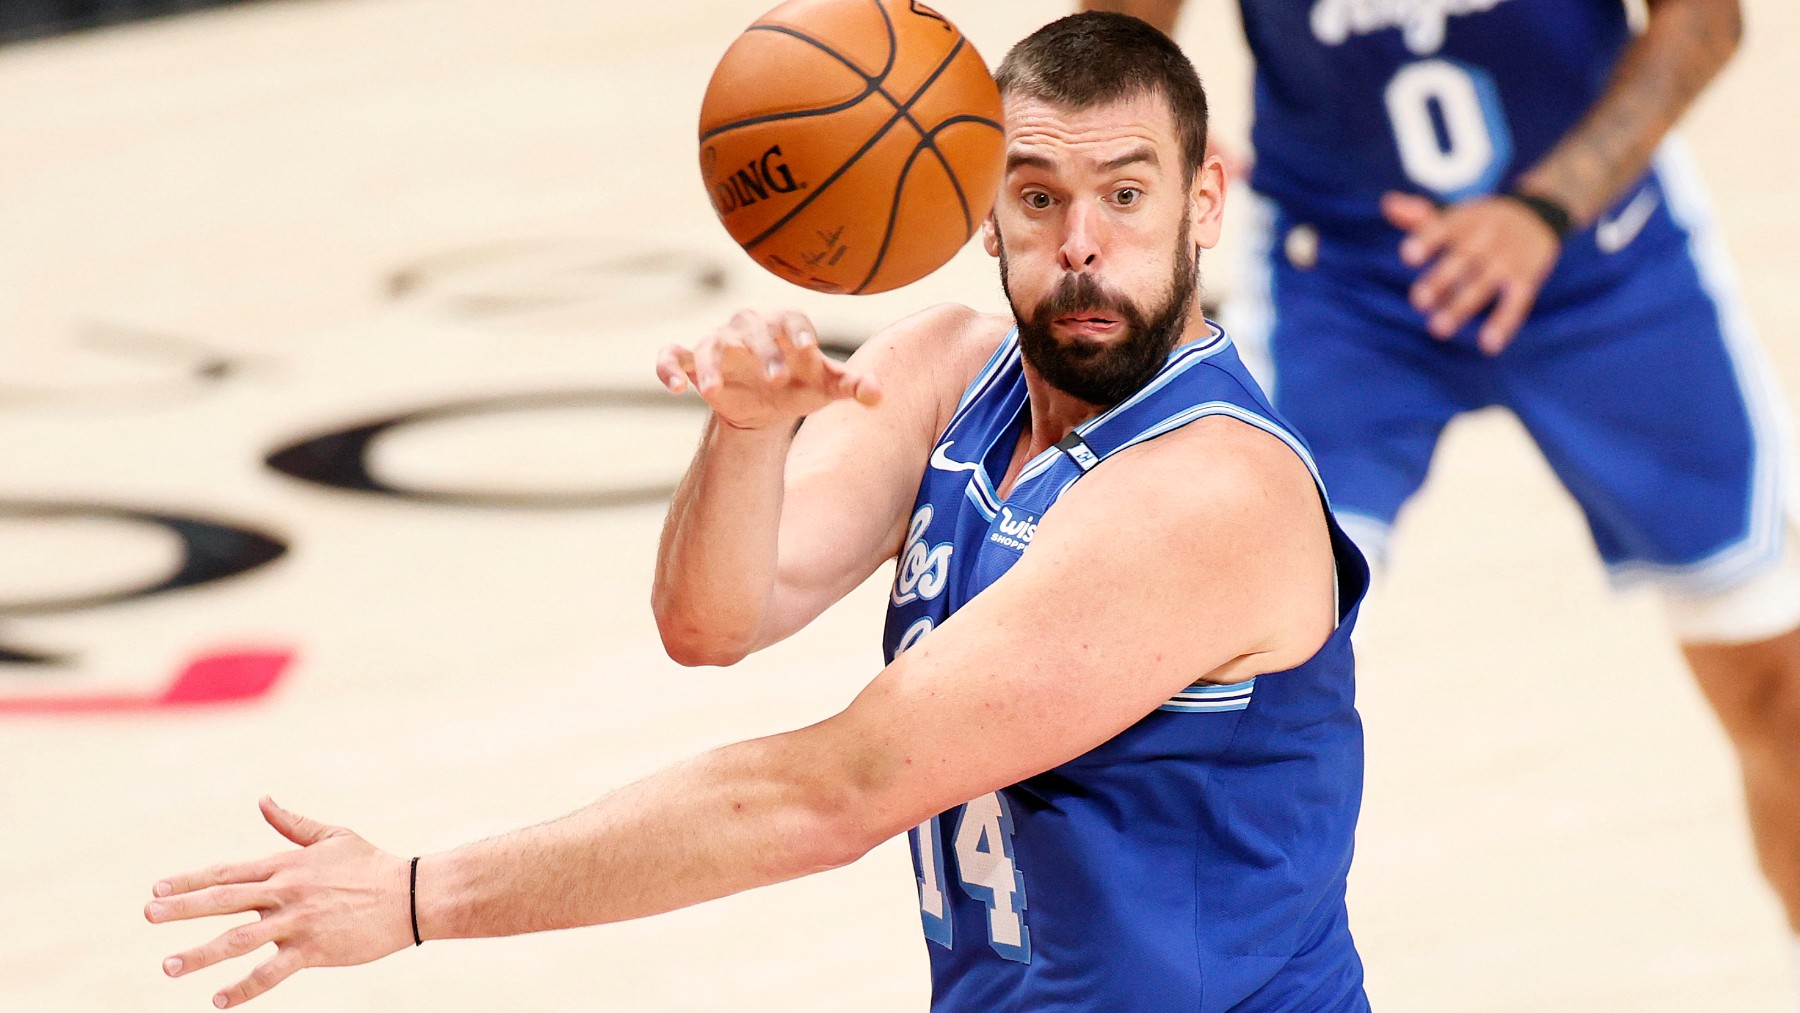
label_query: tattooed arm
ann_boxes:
[1083,0,1742,224]
[1079,0,1184,37]
[1385,0,1742,353]
[1514,0,1743,225]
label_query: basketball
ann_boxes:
[698,0,1004,295]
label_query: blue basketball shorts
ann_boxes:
[1227,144,1797,624]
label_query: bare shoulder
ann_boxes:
[1046,415,1336,672]
[1067,415,1321,517]
[847,303,1012,437]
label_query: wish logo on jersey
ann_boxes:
[1311,0,1511,55]
[986,507,1039,554]
[893,505,952,606]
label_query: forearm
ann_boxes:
[652,415,794,664]
[1080,0,1182,36]
[1516,0,1741,225]
[417,732,871,940]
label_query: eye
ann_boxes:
[1023,190,1054,210]
[1114,187,1142,206]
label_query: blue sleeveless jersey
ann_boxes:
[884,325,1372,1012]
[1234,0,1695,315]
[1242,0,1628,218]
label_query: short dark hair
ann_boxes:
[995,12,1209,180]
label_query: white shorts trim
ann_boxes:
[1661,533,1800,645]
[1617,139,1800,598]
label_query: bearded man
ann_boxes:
[147,14,1372,1012]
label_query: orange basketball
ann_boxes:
[698,0,1004,295]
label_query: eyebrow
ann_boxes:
[1099,146,1159,173]
[1003,145,1161,175]
[1004,150,1056,174]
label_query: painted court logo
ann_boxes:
[1310,0,1511,55]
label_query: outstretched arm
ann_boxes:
[1386,0,1742,354]
[147,416,1336,1008]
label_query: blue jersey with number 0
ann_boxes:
[883,326,1371,1011]
[1231,0,1696,324]
[1241,0,1629,219]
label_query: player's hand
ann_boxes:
[656,309,881,431]
[1382,191,1563,355]
[146,797,412,1008]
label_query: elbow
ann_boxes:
[771,771,892,877]
[652,590,755,667]
[783,728,936,873]
[1710,1,1744,58]
[656,623,752,668]
[663,642,750,669]
[790,799,886,875]
[1667,0,1743,59]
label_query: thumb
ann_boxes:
[260,796,340,847]
[1381,191,1437,231]
[838,368,882,407]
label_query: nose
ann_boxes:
[1058,199,1102,273]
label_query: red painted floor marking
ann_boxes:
[0,648,294,715]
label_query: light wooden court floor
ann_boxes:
[1,1,1797,1009]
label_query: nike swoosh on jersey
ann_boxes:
[1596,189,1659,254]
[929,442,982,473]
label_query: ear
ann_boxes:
[981,212,1000,258]
[1187,152,1228,251]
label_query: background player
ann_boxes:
[146,14,1370,1010]
[1086,0,1800,994]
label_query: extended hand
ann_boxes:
[146,797,412,1008]
[656,309,881,431]
[1382,192,1563,355]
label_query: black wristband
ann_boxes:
[1504,190,1574,241]
[409,856,423,946]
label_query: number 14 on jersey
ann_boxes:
[913,791,1032,963]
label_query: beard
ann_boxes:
[997,220,1198,408]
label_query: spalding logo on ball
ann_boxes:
[698,0,1004,294]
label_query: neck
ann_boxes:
[1016,307,1213,458]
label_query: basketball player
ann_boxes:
[1087,0,1800,993]
[146,15,1371,1011]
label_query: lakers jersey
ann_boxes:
[1233,0,1708,321]
[1242,0,1630,219]
[884,325,1372,1011]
